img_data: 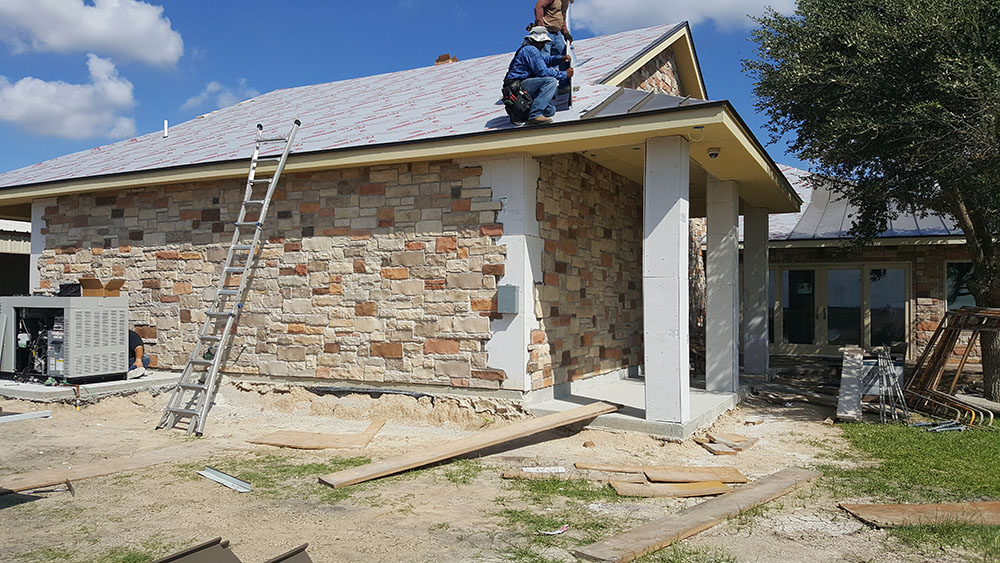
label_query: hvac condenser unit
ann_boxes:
[0,296,129,381]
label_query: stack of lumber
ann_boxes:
[695,432,759,456]
[577,463,748,498]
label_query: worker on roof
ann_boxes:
[504,26,574,125]
[533,0,572,58]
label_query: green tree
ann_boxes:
[745,0,1000,400]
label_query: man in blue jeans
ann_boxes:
[505,26,574,125]
[127,328,151,379]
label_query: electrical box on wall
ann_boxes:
[497,285,519,314]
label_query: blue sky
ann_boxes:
[0,0,807,175]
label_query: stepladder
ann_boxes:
[158,119,301,436]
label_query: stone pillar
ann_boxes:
[476,155,542,393]
[643,136,690,423]
[743,205,770,377]
[706,180,740,392]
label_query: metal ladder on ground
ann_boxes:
[158,119,301,436]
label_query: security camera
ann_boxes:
[707,147,721,159]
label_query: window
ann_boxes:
[947,262,976,310]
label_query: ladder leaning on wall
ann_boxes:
[157,119,301,436]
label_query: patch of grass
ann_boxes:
[729,501,782,532]
[206,453,371,503]
[496,505,626,548]
[507,476,622,504]
[891,523,1000,558]
[636,545,738,563]
[16,546,74,562]
[817,424,1000,503]
[817,423,1000,560]
[500,544,562,563]
[441,459,485,485]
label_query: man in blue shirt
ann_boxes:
[505,26,574,125]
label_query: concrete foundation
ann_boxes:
[0,371,181,402]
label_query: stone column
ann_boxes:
[706,180,740,392]
[476,155,542,393]
[743,205,770,378]
[643,136,690,423]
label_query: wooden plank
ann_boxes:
[0,442,220,495]
[319,401,618,489]
[733,438,759,452]
[840,502,1000,527]
[502,470,646,483]
[611,481,729,498]
[575,462,649,474]
[248,419,386,450]
[643,467,748,484]
[573,467,820,562]
[837,347,865,421]
[0,410,52,424]
[707,432,749,444]
[700,442,736,456]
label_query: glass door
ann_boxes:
[826,269,862,347]
[781,270,815,345]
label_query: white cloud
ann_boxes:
[181,79,260,111]
[0,0,183,67]
[571,0,797,34]
[0,54,136,139]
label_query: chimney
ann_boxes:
[435,53,459,65]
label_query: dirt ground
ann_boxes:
[0,382,972,562]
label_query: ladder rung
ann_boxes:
[206,311,232,318]
[257,136,288,143]
[199,335,223,342]
[234,221,260,228]
[244,200,266,206]
[251,178,272,184]
[217,288,240,295]
[167,408,199,417]
[223,266,246,273]
[232,244,254,251]
[256,157,282,163]
[179,383,208,391]
[189,359,214,367]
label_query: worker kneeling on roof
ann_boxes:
[504,26,574,125]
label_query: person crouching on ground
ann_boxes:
[505,26,574,125]
[128,328,150,379]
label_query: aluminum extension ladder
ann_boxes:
[158,119,301,436]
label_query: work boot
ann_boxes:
[529,115,553,125]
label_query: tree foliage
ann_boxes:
[746,0,1000,398]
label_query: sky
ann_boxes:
[0,0,807,175]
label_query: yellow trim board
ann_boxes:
[0,103,799,213]
[601,25,708,100]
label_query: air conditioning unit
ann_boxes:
[0,296,129,381]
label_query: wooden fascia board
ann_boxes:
[600,25,709,100]
[769,236,967,249]
[720,108,802,212]
[0,105,729,205]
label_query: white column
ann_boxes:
[643,136,690,423]
[743,205,770,377]
[30,199,50,292]
[476,155,542,393]
[706,180,740,392]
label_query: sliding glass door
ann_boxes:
[770,264,909,356]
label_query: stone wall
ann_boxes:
[769,243,973,360]
[620,48,683,97]
[527,154,643,390]
[37,160,510,389]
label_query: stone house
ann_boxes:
[760,166,973,365]
[0,23,801,434]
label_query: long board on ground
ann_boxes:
[836,347,865,422]
[502,470,647,483]
[840,502,1000,527]
[573,467,820,562]
[319,401,618,489]
[610,481,729,498]
[575,463,748,484]
[0,442,220,495]
[248,419,386,450]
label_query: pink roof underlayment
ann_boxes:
[0,24,685,190]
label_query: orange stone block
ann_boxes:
[381,267,409,280]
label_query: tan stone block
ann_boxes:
[370,342,403,358]
[381,267,409,280]
[395,251,425,267]
[453,316,490,334]
[447,273,482,289]
[355,317,384,333]
[435,360,470,378]
[355,302,377,316]
[424,338,460,354]
[173,281,193,295]
[392,280,424,295]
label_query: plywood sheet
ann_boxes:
[573,467,820,562]
[700,442,736,456]
[610,481,729,498]
[319,402,618,489]
[0,442,220,495]
[840,502,1000,527]
[248,420,386,450]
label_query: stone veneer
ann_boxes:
[769,243,975,362]
[37,160,511,389]
[527,154,643,390]
[621,48,684,97]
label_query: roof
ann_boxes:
[0,219,30,233]
[751,165,962,242]
[0,24,684,190]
